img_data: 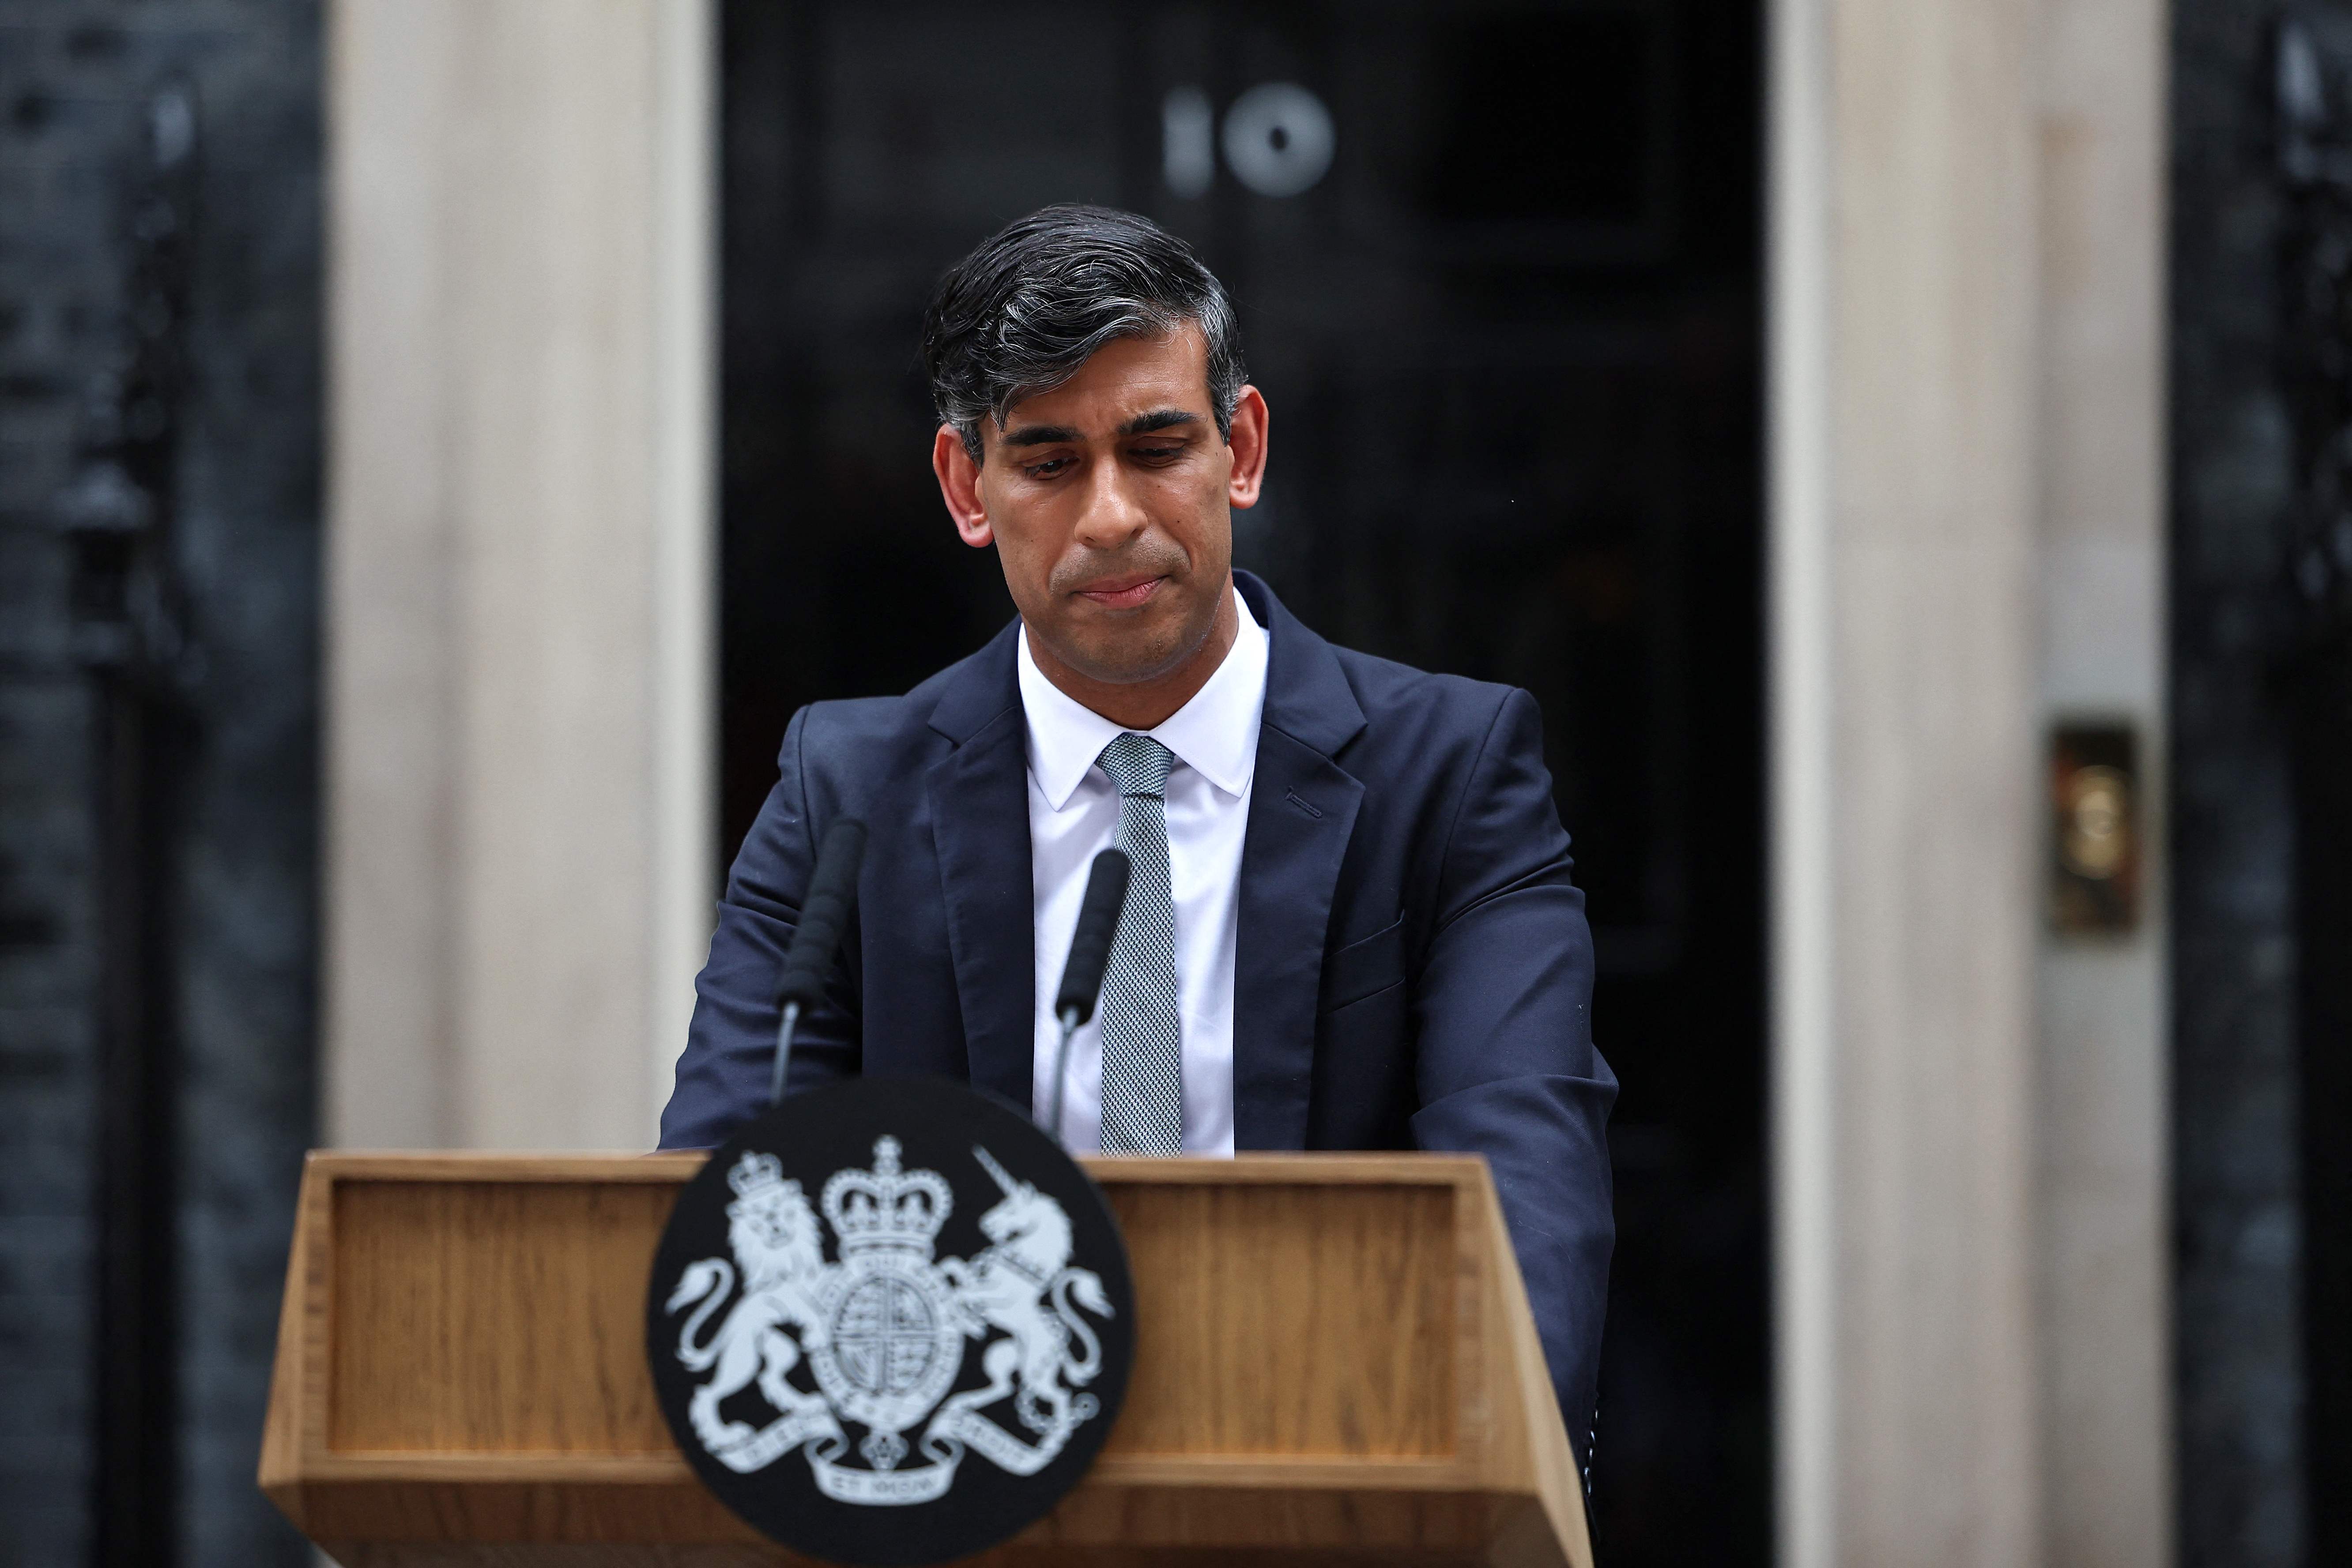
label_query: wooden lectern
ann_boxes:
[260,1151,1593,1567]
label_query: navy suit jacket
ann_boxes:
[661,571,1616,1465]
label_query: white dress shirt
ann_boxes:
[1021,585,1268,1155]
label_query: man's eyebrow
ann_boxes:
[998,411,1201,449]
[1119,409,1200,437]
[999,423,1082,448]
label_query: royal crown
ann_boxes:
[724,1149,806,1224]
[822,1135,951,1259]
[728,1150,785,1197]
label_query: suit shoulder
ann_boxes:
[793,693,925,750]
[1328,645,1519,738]
[1322,646,1543,812]
[782,634,1013,792]
[790,637,996,754]
[1322,647,1563,856]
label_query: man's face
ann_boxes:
[933,324,1265,688]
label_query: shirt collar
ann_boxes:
[1015,584,1268,812]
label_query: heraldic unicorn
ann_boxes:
[662,1135,1114,1506]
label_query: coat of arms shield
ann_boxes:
[646,1078,1134,1564]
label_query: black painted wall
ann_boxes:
[2269,12,2352,1558]
[2172,3,2352,1564]
[0,4,319,1565]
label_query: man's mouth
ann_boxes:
[1073,573,1166,611]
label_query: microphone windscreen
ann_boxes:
[775,817,868,1011]
[1054,848,1131,1026]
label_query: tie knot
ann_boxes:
[1097,732,1173,799]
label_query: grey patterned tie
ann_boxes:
[1094,732,1184,1153]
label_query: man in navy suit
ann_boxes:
[662,206,1616,1468]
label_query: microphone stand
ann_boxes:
[1048,1006,1080,1146]
[769,1001,802,1109]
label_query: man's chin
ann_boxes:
[1046,610,1208,684]
[1058,643,1191,689]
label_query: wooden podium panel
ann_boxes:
[260,1152,1592,1568]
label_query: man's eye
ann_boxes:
[1023,457,1073,479]
[1132,445,1184,463]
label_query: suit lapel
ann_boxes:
[927,625,1036,1109]
[1231,573,1367,1150]
[1233,729,1362,1148]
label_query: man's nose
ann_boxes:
[1070,459,1150,549]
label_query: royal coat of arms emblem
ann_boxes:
[664,1136,1111,1502]
[646,1079,1133,1564]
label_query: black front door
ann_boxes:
[719,6,1765,1557]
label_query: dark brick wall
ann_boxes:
[0,4,318,1564]
[2171,1,2310,1564]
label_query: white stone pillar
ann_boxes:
[322,0,715,1150]
[1771,0,2047,1562]
[2032,0,2173,1560]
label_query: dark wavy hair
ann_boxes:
[921,204,1248,463]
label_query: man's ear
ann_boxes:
[1226,385,1270,510]
[932,424,992,547]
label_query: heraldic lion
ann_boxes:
[666,1152,830,1452]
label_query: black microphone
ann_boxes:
[770,816,868,1106]
[1048,848,1131,1144]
